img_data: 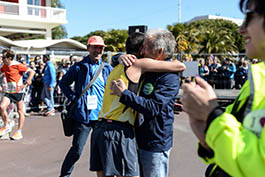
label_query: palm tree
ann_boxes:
[168,19,242,57]
[198,26,238,54]
[168,23,200,53]
[190,19,242,54]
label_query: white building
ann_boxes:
[0,0,67,40]
[0,0,88,58]
[187,15,243,26]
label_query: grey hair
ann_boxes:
[145,29,176,58]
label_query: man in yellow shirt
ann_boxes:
[90,30,185,177]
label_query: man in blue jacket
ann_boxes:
[223,58,236,89]
[110,29,180,177]
[42,54,56,116]
[58,36,113,177]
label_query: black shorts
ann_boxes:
[4,93,24,103]
[90,120,139,176]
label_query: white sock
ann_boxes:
[5,124,11,129]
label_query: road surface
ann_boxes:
[0,112,206,177]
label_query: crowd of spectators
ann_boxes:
[197,56,255,89]
[0,53,258,115]
[15,54,81,115]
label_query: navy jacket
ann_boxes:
[120,71,179,152]
[59,56,112,124]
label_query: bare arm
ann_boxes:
[125,58,186,83]
[25,68,35,85]
[134,58,186,73]
[119,54,186,73]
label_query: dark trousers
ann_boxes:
[59,120,96,177]
[30,86,43,111]
[224,78,232,89]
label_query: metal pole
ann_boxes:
[178,0,181,23]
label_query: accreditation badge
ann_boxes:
[138,113,144,126]
[243,109,265,137]
[87,95,97,110]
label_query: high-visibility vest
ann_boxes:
[205,62,265,177]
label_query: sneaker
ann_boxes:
[44,109,55,116]
[10,130,23,140]
[0,132,10,140]
[0,126,12,136]
[24,112,31,117]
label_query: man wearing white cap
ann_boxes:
[59,36,113,177]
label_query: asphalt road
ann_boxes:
[0,112,206,177]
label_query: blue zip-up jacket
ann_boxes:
[59,56,112,124]
[224,63,236,79]
[120,71,179,152]
[43,60,56,88]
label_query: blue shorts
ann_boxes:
[90,120,139,176]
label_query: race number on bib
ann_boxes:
[7,82,16,93]
[87,95,97,110]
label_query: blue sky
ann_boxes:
[63,0,244,38]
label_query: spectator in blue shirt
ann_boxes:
[59,36,112,177]
[223,58,236,89]
[42,54,56,116]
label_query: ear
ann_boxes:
[156,48,164,59]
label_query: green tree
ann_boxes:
[169,19,243,56]
[51,0,67,39]
[189,19,243,54]
[104,30,128,52]
[51,0,63,8]
[72,29,128,52]
[199,26,237,54]
[52,25,67,39]
[167,23,186,38]
[72,30,107,45]
[168,23,200,53]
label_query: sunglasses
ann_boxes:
[242,9,256,28]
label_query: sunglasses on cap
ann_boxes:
[242,9,256,29]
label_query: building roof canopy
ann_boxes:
[0,37,87,51]
[187,15,243,26]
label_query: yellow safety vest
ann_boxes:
[204,62,265,177]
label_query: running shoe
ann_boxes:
[0,126,12,136]
[24,112,31,117]
[10,130,23,140]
